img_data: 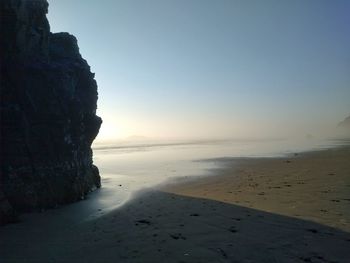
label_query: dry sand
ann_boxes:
[165,146,350,232]
[1,146,350,262]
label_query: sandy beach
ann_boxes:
[165,146,350,232]
[1,146,349,262]
[3,1,350,262]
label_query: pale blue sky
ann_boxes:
[48,0,350,141]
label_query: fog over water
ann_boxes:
[92,137,345,211]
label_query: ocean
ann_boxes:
[91,138,340,213]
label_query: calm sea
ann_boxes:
[91,138,340,212]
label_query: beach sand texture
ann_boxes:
[165,146,350,232]
[1,147,349,262]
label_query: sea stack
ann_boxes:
[0,0,102,224]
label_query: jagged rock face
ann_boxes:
[0,0,102,224]
[338,116,350,129]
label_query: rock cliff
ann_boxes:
[338,116,350,129]
[0,0,102,224]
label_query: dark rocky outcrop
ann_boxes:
[336,115,350,138]
[0,0,102,224]
[338,116,350,129]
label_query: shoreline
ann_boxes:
[1,145,349,262]
[163,145,350,232]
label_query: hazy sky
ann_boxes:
[48,0,350,142]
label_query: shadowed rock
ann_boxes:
[0,0,102,224]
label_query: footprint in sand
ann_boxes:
[190,213,200,217]
[169,233,187,240]
[228,226,238,233]
[135,219,152,225]
[306,228,318,234]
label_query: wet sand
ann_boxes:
[165,146,350,232]
[1,146,349,262]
